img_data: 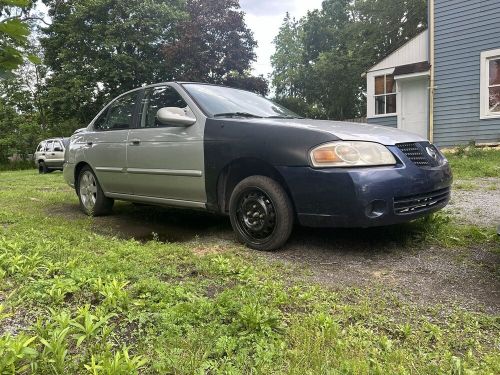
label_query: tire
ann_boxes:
[38,161,48,174]
[229,175,294,251]
[77,166,114,216]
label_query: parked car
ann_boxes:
[35,138,69,173]
[63,82,452,250]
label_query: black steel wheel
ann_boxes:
[229,176,293,251]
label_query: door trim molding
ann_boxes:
[126,168,202,177]
[105,192,206,209]
[95,167,124,173]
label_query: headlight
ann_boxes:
[310,141,397,167]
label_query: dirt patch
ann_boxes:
[261,227,500,314]
[445,178,500,228]
[50,200,500,314]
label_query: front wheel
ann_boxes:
[229,176,294,251]
[77,166,114,216]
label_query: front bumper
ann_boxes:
[278,147,453,228]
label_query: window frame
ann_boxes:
[373,74,397,116]
[91,89,141,132]
[480,48,500,119]
[137,85,191,129]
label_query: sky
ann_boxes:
[240,0,324,79]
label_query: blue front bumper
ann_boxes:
[278,146,453,228]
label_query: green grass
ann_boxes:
[445,147,500,180]
[0,170,499,374]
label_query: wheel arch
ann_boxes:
[74,161,93,189]
[215,157,295,214]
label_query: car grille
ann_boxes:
[396,142,431,167]
[394,187,450,214]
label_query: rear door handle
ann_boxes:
[130,139,141,145]
[86,141,93,146]
[51,153,55,155]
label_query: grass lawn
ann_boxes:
[0,151,499,374]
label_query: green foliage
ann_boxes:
[0,0,32,74]
[445,147,500,180]
[271,0,428,119]
[0,170,498,373]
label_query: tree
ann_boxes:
[271,0,428,120]
[163,0,257,84]
[0,0,39,75]
[270,13,304,98]
[40,0,187,128]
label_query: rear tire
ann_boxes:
[38,161,48,174]
[229,175,293,251]
[77,166,114,216]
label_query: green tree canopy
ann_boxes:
[271,0,427,120]
[0,0,39,75]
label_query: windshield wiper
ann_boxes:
[213,112,262,118]
[266,115,304,119]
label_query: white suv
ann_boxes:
[34,138,69,174]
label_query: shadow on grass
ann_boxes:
[51,201,496,253]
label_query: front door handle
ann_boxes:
[51,153,55,155]
[86,141,93,146]
[130,139,141,146]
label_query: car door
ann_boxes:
[83,91,139,194]
[50,140,65,167]
[126,85,206,204]
[43,141,54,165]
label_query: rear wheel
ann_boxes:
[38,161,48,174]
[229,176,293,251]
[77,166,114,216]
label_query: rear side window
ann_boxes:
[94,92,138,131]
[45,141,53,152]
[139,86,188,128]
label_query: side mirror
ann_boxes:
[156,107,196,127]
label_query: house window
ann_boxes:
[374,74,396,115]
[480,48,500,118]
[488,58,500,113]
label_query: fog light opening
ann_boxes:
[365,200,387,219]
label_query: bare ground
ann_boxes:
[445,178,500,229]
[51,198,500,315]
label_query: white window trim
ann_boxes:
[480,48,500,119]
[367,68,398,118]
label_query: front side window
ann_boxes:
[139,86,189,128]
[53,141,63,151]
[45,141,53,152]
[374,74,396,115]
[36,143,44,152]
[94,92,137,130]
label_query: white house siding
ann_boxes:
[434,0,500,146]
[367,31,428,122]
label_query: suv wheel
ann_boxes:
[229,176,293,251]
[77,166,114,216]
[38,161,48,174]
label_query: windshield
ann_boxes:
[182,83,300,118]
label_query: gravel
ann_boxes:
[445,178,500,229]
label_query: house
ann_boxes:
[365,0,500,147]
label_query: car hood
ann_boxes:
[259,118,428,145]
